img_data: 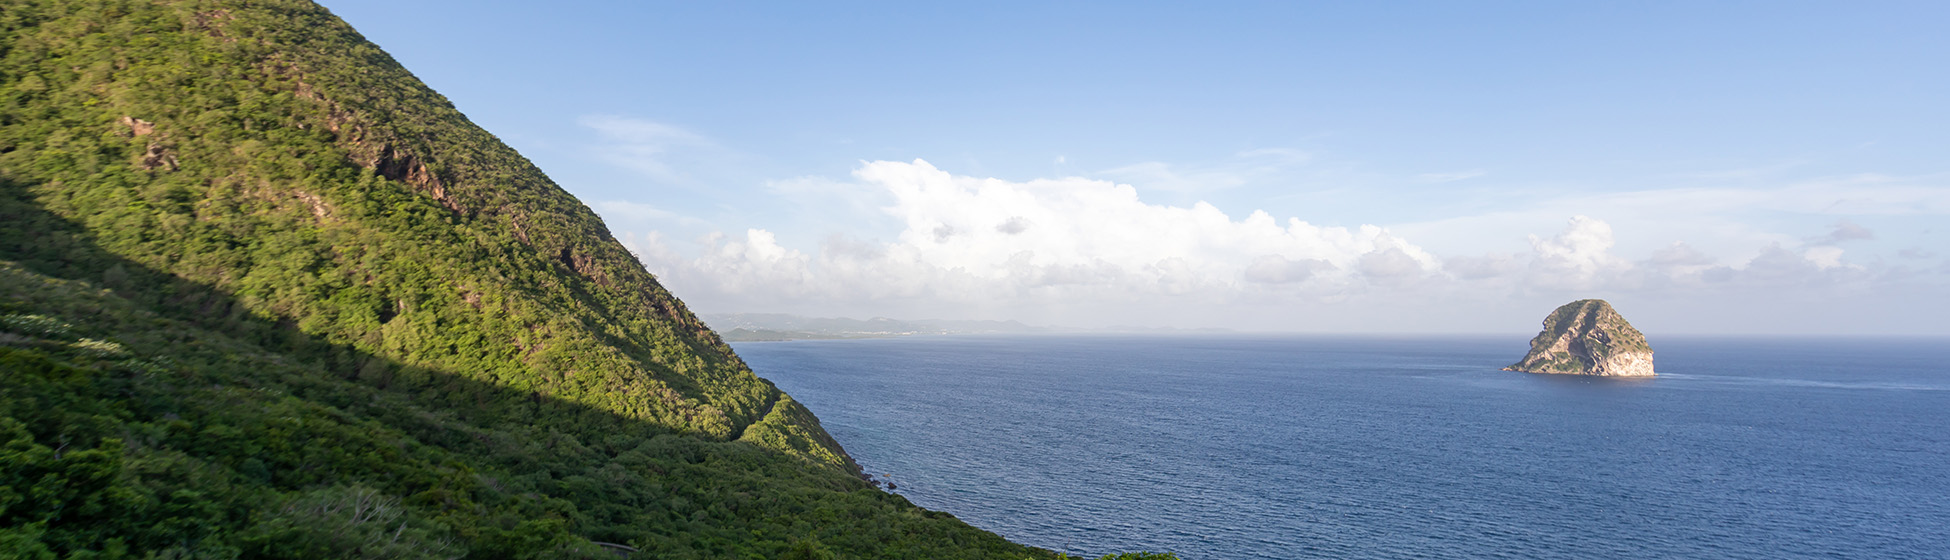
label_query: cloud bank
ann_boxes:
[613,160,1944,333]
[628,160,1442,308]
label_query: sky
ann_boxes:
[322,0,1949,334]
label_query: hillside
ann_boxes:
[0,0,1077,557]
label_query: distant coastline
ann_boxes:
[720,328,897,342]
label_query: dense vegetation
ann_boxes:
[0,0,1176,557]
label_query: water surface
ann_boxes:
[737,335,1950,559]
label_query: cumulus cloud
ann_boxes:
[1359,247,1429,287]
[633,159,1440,310]
[1525,216,1634,290]
[607,161,1938,331]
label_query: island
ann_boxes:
[1504,299,1656,377]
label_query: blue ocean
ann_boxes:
[735,335,1950,559]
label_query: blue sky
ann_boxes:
[324,1,1948,334]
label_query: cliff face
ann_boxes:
[1504,299,1655,377]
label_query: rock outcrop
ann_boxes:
[1505,299,1655,377]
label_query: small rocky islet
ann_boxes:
[1505,299,1655,377]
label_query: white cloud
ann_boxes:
[1525,215,1634,291]
[1244,255,1336,284]
[632,159,1440,313]
[612,162,1944,332]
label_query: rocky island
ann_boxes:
[1505,299,1656,377]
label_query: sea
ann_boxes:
[734,335,1950,559]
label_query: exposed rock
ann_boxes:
[1504,299,1655,377]
[119,115,155,136]
[138,142,177,171]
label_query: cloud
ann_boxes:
[612,161,1941,332]
[1359,247,1429,287]
[1444,253,1520,280]
[1647,242,1717,268]
[1715,243,1862,285]
[593,200,702,225]
[1434,217,1881,294]
[1415,170,1487,183]
[995,216,1032,235]
[1567,174,1950,217]
[1776,174,1950,215]
[1097,148,1312,193]
[1391,173,1950,261]
[1235,148,1313,165]
[1639,241,1721,285]
[578,115,726,186]
[1244,255,1336,284]
[1525,216,1634,290]
[1806,219,1875,244]
[632,159,1439,311]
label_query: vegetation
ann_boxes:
[1506,299,1651,373]
[0,0,1173,557]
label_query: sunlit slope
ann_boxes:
[0,0,1052,557]
[2,0,835,458]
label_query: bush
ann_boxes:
[0,314,72,340]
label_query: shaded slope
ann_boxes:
[0,0,1055,557]
[0,254,1038,558]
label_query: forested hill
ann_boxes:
[0,0,1068,557]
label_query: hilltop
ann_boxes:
[1504,299,1655,377]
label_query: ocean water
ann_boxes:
[734,335,1950,559]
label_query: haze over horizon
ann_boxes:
[324,1,1948,335]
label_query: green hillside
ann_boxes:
[0,0,1136,557]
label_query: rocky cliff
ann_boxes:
[1504,299,1655,377]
